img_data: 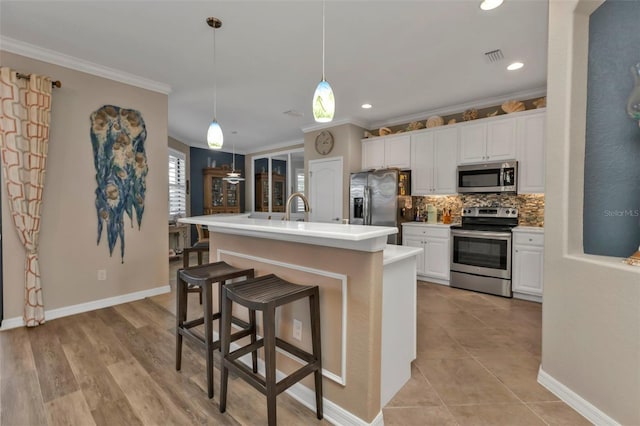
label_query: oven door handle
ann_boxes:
[451,229,512,239]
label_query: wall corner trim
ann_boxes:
[0,36,172,94]
[537,366,621,426]
[0,285,170,331]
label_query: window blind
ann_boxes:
[168,149,187,219]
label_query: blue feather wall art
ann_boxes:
[90,105,148,262]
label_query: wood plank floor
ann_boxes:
[0,289,329,425]
[1,258,589,425]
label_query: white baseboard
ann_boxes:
[537,366,620,426]
[0,285,170,331]
[513,292,542,303]
[417,276,449,286]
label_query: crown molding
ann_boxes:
[247,138,305,155]
[0,36,172,94]
[301,118,369,134]
[368,86,547,129]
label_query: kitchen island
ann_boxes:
[180,214,422,425]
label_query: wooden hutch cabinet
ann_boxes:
[255,172,286,212]
[203,167,241,214]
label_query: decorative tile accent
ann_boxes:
[412,194,545,227]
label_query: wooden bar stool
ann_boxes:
[176,261,258,399]
[219,274,323,425]
[182,245,209,304]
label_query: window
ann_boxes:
[168,148,187,220]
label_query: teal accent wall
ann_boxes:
[189,147,245,245]
[584,0,640,257]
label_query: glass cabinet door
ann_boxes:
[272,179,284,211]
[211,176,224,207]
[225,183,238,207]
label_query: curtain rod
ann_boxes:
[16,72,62,88]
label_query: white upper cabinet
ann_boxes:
[362,108,546,194]
[432,128,458,194]
[410,127,457,195]
[411,131,434,194]
[516,111,546,193]
[458,123,487,163]
[362,134,410,170]
[458,116,516,164]
[486,118,517,161]
[362,138,385,169]
[384,134,411,169]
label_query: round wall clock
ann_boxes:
[315,130,334,155]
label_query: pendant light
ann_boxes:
[223,140,245,185]
[312,0,335,123]
[207,17,223,149]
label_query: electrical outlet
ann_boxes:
[97,269,107,281]
[293,319,302,341]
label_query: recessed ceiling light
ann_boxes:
[480,0,504,11]
[507,62,524,71]
[361,103,372,109]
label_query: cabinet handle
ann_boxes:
[529,238,533,242]
[515,249,519,253]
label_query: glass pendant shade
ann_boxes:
[207,120,223,149]
[313,79,335,123]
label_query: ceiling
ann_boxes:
[0,0,549,154]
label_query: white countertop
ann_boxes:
[402,222,454,228]
[179,214,397,252]
[383,244,423,265]
[513,226,545,234]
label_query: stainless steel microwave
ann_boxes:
[457,161,517,193]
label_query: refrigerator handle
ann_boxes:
[363,186,370,225]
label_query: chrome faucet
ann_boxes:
[284,192,310,221]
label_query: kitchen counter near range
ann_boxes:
[402,222,456,228]
[513,225,545,233]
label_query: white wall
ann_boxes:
[543,1,640,424]
[1,51,169,324]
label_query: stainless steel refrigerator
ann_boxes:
[349,169,411,244]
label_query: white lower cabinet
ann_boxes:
[402,224,450,283]
[512,228,544,300]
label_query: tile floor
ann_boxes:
[381,281,591,425]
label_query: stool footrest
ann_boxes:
[275,337,315,363]
[182,313,247,331]
[229,339,263,361]
[276,362,321,395]
[224,352,320,397]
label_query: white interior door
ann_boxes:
[308,157,343,223]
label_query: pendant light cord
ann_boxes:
[322,0,326,81]
[213,24,217,120]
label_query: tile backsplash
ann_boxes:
[413,193,545,227]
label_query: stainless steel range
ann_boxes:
[450,207,518,297]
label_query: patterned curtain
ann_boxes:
[0,67,52,327]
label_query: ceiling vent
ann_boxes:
[484,49,504,63]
